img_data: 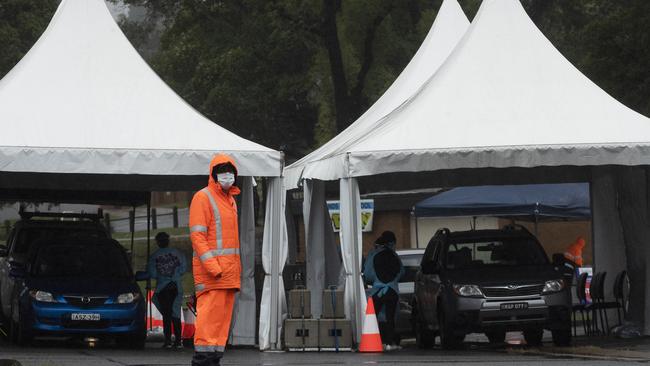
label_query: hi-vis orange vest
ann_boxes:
[189,154,241,294]
[563,237,585,267]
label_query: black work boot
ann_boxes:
[191,351,223,366]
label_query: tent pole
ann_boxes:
[146,196,152,331]
[413,210,420,248]
[130,205,135,265]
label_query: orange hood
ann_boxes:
[208,154,240,195]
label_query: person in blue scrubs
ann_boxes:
[362,231,404,351]
[148,231,188,349]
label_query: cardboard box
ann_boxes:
[318,319,352,351]
[322,288,345,319]
[284,319,319,351]
[288,288,311,319]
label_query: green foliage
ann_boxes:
[0,0,58,79]
[2,0,650,162]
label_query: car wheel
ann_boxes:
[551,328,571,347]
[9,302,32,346]
[415,320,435,349]
[485,330,506,344]
[438,310,463,350]
[10,317,32,346]
[523,328,543,346]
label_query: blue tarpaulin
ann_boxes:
[413,183,591,219]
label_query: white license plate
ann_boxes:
[71,313,101,321]
[500,302,529,310]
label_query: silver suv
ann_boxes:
[412,226,571,349]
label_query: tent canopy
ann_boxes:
[0,0,282,183]
[284,0,469,189]
[299,0,650,183]
[414,183,591,219]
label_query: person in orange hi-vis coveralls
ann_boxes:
[563,236,586,267]
[189,154,241,366]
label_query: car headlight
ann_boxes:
[452,284,484,297]
[117,292,140,304]
[542,279,565,294]
[29,290,56,303]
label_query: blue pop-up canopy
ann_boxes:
[413,183,591,219]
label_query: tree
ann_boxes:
[0,0,58,79]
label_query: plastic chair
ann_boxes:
[612,270,629,325]
[585,272,602,334]
[590,272,620,335]
[571,272,590,336]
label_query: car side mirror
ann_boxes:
[422,261,440,275]
[552,253,565,266]
[135,271,149,281]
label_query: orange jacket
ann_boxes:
[189,154,241,294]
[564,237,585,267]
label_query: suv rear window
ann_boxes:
[445,238,548,269]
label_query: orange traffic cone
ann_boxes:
[358,297,383,352]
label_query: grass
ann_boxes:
[114,227,196,301]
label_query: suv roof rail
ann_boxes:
[434,228,451,237]
[18,206,103,223]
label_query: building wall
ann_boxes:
[410,216,500,248]
[361,210,411,255]
[503,219,593,265]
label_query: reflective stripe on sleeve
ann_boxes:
[190,225,208,233]
[195,284,205,291]
[201,188,223,249]
[199,248,240,262]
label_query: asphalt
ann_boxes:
[1,336,649,366]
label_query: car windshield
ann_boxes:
[32,242,131,279]
[399,254,423,283]
[14,227,106,254]
[445,237,548,270]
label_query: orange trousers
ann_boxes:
[194,289,236,353]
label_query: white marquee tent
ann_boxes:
[0,0,287,350]
[294,0,650,342]
[286,0,470,339]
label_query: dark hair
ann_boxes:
[375,231,396,246]
[155,232,170,247]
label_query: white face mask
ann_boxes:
[217,172,235,190]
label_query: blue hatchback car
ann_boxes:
[7,238,146,347]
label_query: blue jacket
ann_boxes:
[363,246,404,322]
[148,247,187,318]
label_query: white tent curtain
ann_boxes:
[339,177,366,343]
[303,180,325,318]
[303,180,342,318]
[259,177,288,350]
[230,177,256,345]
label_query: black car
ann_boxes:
[412,225,571,349]
[394,249,425,340]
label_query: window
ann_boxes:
[33,242,131,279]
[444,237,548,270]
[399,254,424,283]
